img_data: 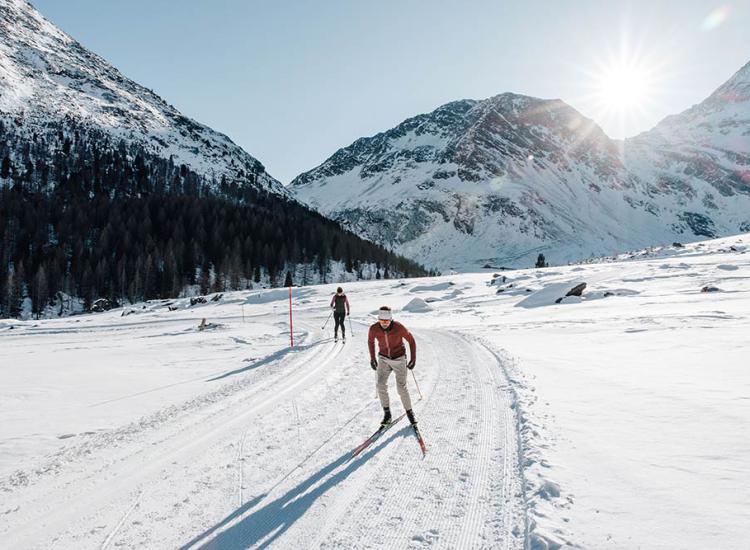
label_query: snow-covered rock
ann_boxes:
[401,297,432,312]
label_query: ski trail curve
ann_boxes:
[193,328,526,549]
[311,329,526,549]
[2,334,346,549]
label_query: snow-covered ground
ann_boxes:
[1,234,748,549]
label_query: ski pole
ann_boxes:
[348,315,354,337]
[321,311,332,330]
[411,370,423,401]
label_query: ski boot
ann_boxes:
[406,409,417,426]
[380,407,392,427]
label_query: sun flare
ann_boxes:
[579,43,669,138]
[596,63,652,112]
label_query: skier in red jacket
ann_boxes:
[368,306,417,426]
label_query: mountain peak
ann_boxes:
[0,0,286,195]
[290,58,750,269]
[710,58,750,103]
[633,58,750,153]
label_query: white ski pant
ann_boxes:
[376,355,412,411]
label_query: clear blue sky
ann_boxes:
[32,0,750,183]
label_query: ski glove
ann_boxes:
[407,360,415,370]
[370,358,378,370]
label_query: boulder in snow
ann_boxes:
[554,282,587,303]
[402,297,433,313]
[90,298,113,313]
[701,286,721,293]
[565,283,587,297]
[516,281,586,308]
[410,282,454,293]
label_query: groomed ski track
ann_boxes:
[1,315,526,549]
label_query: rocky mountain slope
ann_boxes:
[0,0,284,196]
[290,64,750,269]
[0,0,429,319]
[624,60,750,236]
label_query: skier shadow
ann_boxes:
[206,337,336,382]
[181,427,410,550]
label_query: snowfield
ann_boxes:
[1,234,749,549]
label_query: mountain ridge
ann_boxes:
[0,0,286,196]
[290,63,750,269]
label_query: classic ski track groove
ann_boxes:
[477,340,531,549]
[203,332,396,549]
[340,330,444,548]
[472,336,523,550]
[308,335,444,549]
[98,488,143,550]
[237,428,249,508]
[301,329,522,549]
[3,321,524,549]
[3,330,343,548]
[372,330,510,549]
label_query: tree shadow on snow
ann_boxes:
[181,427,410,549]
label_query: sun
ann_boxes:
[596,62,652,112]
[577,45,669,139]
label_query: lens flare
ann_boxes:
[701,5,731,31]
[576,34,672,141]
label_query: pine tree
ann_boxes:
[199,261,211,295]
[284,270,293,287]
[4,268,20,317]
[1,155,11,179]
[0,118,430,318]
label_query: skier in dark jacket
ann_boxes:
[330,287,350,342]
[368,306,417,426]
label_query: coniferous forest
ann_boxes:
[0,116,432,318]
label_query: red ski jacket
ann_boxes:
[368,321,416,362]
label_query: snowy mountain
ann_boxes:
[624,60,750,236]
[290,66,750,269]
[0,0,430,320]
[0,0,284,196]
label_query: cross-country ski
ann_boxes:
[411,423,427,457]
[350,412,407,460]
